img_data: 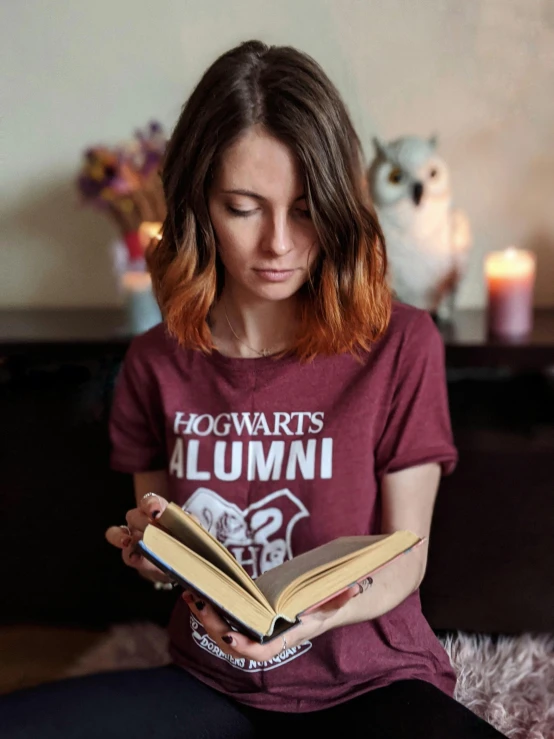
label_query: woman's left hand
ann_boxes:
[183,584,362,662]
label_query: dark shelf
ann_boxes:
[1,307,553,367]
[0,308,132,356]
[438,309,554,368]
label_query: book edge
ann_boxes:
[137,539,298,643]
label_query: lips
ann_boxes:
[254,268,296,283]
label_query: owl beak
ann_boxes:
[412,182,424,206]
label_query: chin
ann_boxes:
[251,284,301,302]
[244,276,307,302]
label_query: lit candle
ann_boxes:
[139,221,163,247]
[121,271,162,335]
[485,248,536,337]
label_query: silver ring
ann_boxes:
[281,635,287,654]
[141,492,160,502]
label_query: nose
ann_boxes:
[412,182,424,206]
[263,212,293,256]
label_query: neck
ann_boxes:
[211,285,299,358]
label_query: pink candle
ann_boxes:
[485,248,536,337]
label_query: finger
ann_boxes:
[320,585,360,612]
[357,576,374,594]
[182,595,239,652]
[121,545,172,583]
[105,525,133,549]
[184,595,295,662]
[121,543,165,575]
[300,585,360,620]
[226,631,286,663]
[185,597,229,632]
[121,542,145,569]
[125,508,151,534]
[194,601,294,662]
[138,492,169,521]
[184,593,300,662]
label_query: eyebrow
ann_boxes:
[221,189,306,202]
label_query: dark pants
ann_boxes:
[0,665,506,738]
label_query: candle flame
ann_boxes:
[485,248,536,279]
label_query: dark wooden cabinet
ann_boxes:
[1,309,553,634]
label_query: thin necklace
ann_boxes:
[222,301,275,358]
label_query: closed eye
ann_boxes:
[226,205,312,220]
[226,206,256,218]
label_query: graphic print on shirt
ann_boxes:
[185,487,309,577]
[183,486,313,671]
[170,409,333,670]
[168,410,333,483]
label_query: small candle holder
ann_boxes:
[121,269,162,335]
[485,248,536,338]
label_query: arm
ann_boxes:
[133,470,169,506]
[325,462,440,629]
[191,462,442,661]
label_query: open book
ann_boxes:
[137,503,421,644]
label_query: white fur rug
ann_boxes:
[67,625,554,739]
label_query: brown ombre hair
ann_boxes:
[149,40,391,359]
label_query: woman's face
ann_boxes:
[208,126,319,302]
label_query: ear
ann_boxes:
[372,137,388,159]
[429,134,438,150]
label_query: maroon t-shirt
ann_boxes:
[110,302,458,712]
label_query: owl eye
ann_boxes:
[388,168,403,184]
[429,168,438,178]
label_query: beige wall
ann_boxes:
[1,0,553,308]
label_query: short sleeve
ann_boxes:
[109,343,167,474]
[374,312,458,478]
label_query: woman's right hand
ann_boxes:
[105,492,172,584]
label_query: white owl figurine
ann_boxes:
[368,135,471,319]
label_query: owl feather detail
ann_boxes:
[368,135,471,317]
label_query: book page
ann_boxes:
[256,535,388,608]
[275,531,421,618]
[141,525,276,637]
[159,503,271,608]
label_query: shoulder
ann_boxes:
[127,321,174,354]
[123,322,181,374]
[377,302,442,356]
[359,302,444,381]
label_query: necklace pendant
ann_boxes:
[222,301,275,358]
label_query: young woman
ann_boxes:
[2,40,506,738]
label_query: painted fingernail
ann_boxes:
[121,536,132,547]
[358,577,374,594]
[195,600,205,611]
[222,635,234,645]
